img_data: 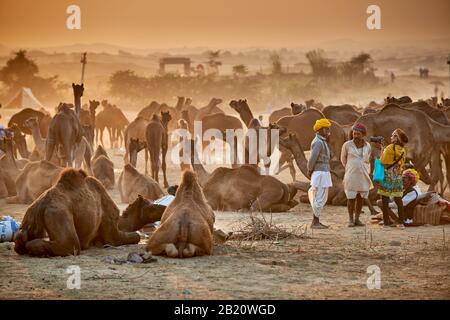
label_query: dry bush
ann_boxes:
[229,212,309,245]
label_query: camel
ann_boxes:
[322,104,361,126]
[277,108,347,161]
[95,101,129,148]
[146,170,215,258]
[0,136,21,182]
[124,116,150,173]
[355,104,450,191]
[385,96,412,104]
[189,140,298,212]
[0,166,15,199]
[145,112,172,187]
[118,164,164,204]
[72,83,84,118]
[92,145,114,190]
[14,168,140,257]
[118,195,166,232]
[194,98,224,121]
[45,103,82,167]
[137,101,161,120]
[23,117,46,159]
[6,160,63,204]
[268,103,306,124]
[280,133,379,212]
[137,97,183,131]
[79,100,99,146]
[8,108,51,138]
[9,123,30,159]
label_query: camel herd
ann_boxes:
[1,83,450,258]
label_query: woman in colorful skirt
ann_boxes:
[378,128,409,228]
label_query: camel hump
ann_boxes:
[181,170,197,188]
[58,168,87,189]
[39,160,57,170]
[124,163,138,174]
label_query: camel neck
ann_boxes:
[30,124,44,145]
[240,108,254,128]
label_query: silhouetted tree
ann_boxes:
[270,53,282,75]
[232,64,248,77]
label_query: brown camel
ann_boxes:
[0,165,15,199]
[92,145,115,190]
[355,104,450,191]
[118,195,166,232]
[14,168,140,257]
[189,140,298,212]
[124,116,150,173]
[385,96,412,104]
[137,101,161,120]
[95,101,129,148]
[118,164,164,204]
[9,123,30,159]
[80,100,99,146]
[322,104,361,126]
[268,103,306,124]
[146,170,215,258]
[145,112,172,187]
[6,160,63,204]
[280,133,379,212]
[45,103,82,167]
[23,117,46,159]
[277,108,346,161]
[8,108,51,139]
[194,98,224,121]
[0,136,21,182]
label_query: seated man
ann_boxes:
[375,169,421,225]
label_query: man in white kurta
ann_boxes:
[307,118,333,229]
[341,123,372,227]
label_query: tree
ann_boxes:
[232,64,248,77]
[306,50,335,79]
[0,50,59,100]
[270,53,282,75]
[206,50,222,75]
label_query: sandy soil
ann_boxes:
[0,106,449,300]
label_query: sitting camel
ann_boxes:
[145,112,172,187]
[146,170,215,258]
[118,195,166,232]
[23,117,46,160]
[92,145,115,189]
[6,160,63,204]
[189,140,298,212]
[14,168,140,257]
[118,164,164,203]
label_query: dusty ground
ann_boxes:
[0,107,449,300]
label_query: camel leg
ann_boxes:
[250,190,284,212]
[25,210,81,257]
[107,127,113,149]
[100,128,105,147]
[83,142,93,175]
[162,145,169,188]
[45,139,56,162]
[145,148,150,175]
[428,149,441,192]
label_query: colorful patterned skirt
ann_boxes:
[377,164,403,197]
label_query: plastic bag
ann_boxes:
[373,158,385,183]
[0,216,20,242]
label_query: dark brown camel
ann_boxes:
[8,108,52,139]
[268,103,306,124]
[118,195,166,232]
[322,104,361,126]
[145,111,172,187]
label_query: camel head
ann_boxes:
[101,99,109,107]
[212,98,223,106]
[89,100,100,111]
[305,99,315,108]
[229,99,248,113]
[72,83,84,98]
[161,111,172,126]
[56,102,74,113]
[279,133,301,151]
[184,98,192,106]
[290,102,306,115]
[23,117,39,129]
[269,122,287,136]
[119,195,165,232]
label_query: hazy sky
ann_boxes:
[0,0,448,49]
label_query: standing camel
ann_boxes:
[145,111,172,187]
[124,116,150,173]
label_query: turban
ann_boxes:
[394,128,409,144]
[313,118,331,132]
[403,168,419,183]
[352,123,367,135]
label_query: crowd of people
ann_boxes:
[306,118,427,230]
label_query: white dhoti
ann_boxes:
[308,171,332,218]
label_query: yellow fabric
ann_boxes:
[380,144,405,167]
[404,168,420,182]
[313,118,331,132]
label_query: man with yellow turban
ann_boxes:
[307,118,332,229]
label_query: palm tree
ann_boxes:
[207,50,222,75]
